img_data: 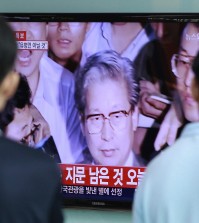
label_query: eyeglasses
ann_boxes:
[171,54,195,78]
[85,108,132,134]
[48,22,82,27]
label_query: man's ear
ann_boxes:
[0,71,19,111]
[131,106,139,131]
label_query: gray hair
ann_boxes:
[75,50,139,115]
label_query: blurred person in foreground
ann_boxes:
[0,18,63,223]
[132,50,199,223]
[75,50,144,166]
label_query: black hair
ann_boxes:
[192,51,199,83]
[0,75,32,131]
[0,17,17,83]
[191,51,199,102]
[133,39,172,97]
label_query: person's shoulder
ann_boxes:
[0,136,21,152]
[0,136,31,154]
[145,130,198,179]
[0,136,60,176]
[147,142,178,169]
[180,122,199,138]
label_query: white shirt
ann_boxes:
[81,22,156,66]
[33,52,86,164]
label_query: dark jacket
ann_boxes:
[0,136,63,223]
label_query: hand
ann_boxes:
[139,80,168,119]
[154,105,182,151]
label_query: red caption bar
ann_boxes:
[15,31,26,41]
[60,164,146,189]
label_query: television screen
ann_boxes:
[1,13,198,209]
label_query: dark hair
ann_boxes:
[0,75,32,131]
[133,39,172,96]
[192,51,199,83]
[0,17,17,83]
[75,50,138,115]
[191,51,199,102]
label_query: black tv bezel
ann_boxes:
[3,12,199,22]
[3,12,199,210]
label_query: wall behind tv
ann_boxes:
[0,0,198,13]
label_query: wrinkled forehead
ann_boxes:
[84,77,130,113]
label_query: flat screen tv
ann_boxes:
[1,13,199,209]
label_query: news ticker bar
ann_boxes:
[60,164,146,189]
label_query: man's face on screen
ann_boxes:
[9,22,47,78]
[176,23,199,121]
[83,78,136,166]
[47,22,88,65]
[5,105,50,146]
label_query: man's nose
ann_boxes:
[101,119,114,141]
[184,67,194,87]
[59,22,69,31]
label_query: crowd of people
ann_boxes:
[0,20,183,167]
[0,22,198,166]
